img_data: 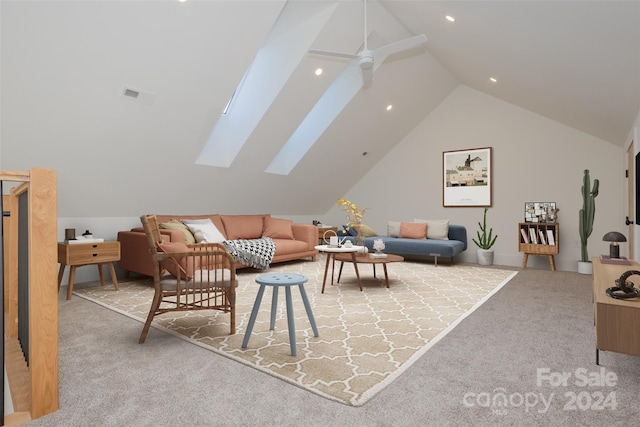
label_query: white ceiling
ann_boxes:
[1,1,639,217]
[382,0,640,145]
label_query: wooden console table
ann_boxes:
[593,257,640,364]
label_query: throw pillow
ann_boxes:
[414,219,450,240]
[387,221,401,238]
[356,223,378,237]
[157,241,195,279]
[182,219,226,243]
[262,217,295,240]
[399,222,427,239]
[336,225,352,236]
[159,219,196,244]
[221,215,265,240]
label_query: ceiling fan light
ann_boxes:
[359,53,374,70]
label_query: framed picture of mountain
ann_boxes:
[443,147,492,207]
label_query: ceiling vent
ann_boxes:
[122,86,156,105]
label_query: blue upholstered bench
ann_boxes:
[342,224,467,265]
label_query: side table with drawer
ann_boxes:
[57,241,120,300]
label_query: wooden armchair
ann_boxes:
[139,214,236,343]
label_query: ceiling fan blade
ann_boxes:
[373,34,427,60]
[361,67,373,88]
[309,49,358,60]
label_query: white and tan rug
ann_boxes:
[73,259,517,406]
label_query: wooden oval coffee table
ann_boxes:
[333,253,404,289]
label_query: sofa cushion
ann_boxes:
[222,215,265,240]
[414,219,450,240]
[262,217,295,240]
[270,238,309,255]
[387,221,401,237]
[182,219,226,243]
[157,241,195,279]
[399,222,427,239]
[159,219,196,244]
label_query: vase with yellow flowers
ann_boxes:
[337,198,368,246]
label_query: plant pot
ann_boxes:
[578,261,593,275]
[477,249,494,266]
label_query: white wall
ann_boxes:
[321,86,627,272]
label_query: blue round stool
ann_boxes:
[241,273,319,356]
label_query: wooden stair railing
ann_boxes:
[1,169,58,424]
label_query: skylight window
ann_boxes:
[195,2,339,168]
[222,89,236,116]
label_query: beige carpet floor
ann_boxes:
[73,258,517,406]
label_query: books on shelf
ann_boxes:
[529,228,537,244]
[546,229,555,245]
[520,228,529,244]
[538,230,546,245]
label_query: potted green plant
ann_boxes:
[578,169,599,274]
[472,207,498,266]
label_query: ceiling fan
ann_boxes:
[309,0,427,88]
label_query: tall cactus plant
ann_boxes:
[472,207,498,250]
[579,169,599,262]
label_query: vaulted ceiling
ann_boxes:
[2,1,639,217]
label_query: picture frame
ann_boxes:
[524,202,557,223]
[443,147,492,207]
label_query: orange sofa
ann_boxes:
[117,214,318,278]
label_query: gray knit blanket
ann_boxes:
[222,237,276,270]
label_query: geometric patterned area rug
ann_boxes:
[73,259,517,406]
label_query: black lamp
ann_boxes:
[603,231,627,259]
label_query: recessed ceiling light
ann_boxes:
[490,77,497,83]
[315,68,323,76]
[178,0,187,3]
[386,104,393,111]
[445,15,455,22]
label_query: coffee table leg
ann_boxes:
[383,263,390,288]
[350,253,363,291]
[330,255,336,285]
[322,254,331,293]
[337,262,344,283]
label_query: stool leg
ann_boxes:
[242,284,266,349]
[270,286,279,331]
[285,286,296,356]
[298,284,319,337]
